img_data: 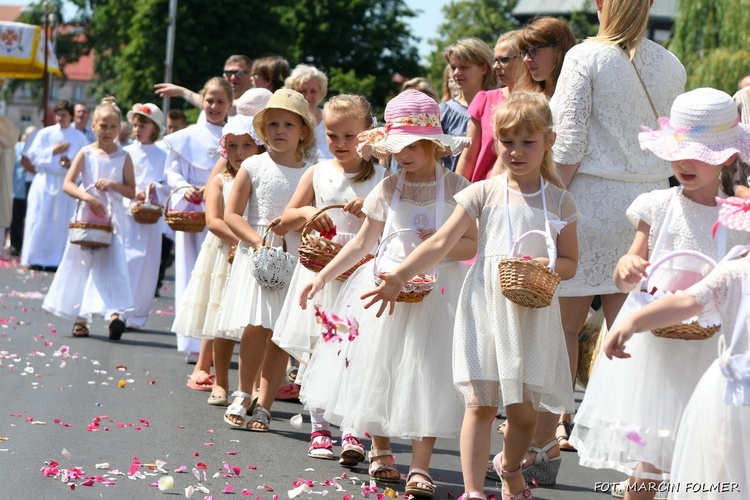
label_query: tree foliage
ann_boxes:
[425,0,519,89]
[669,0,750,94]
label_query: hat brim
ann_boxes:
[359,133,470,160]
[252,103,316,146]
[639,121,750,165]
[127,110,164,136]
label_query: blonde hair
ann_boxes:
[323,94,376,182]
[285,64,328,100]
[92,96,121,124]
[441,64,455,102]
[202,77,234,104]
[588,0,650,59]
[516,17,577,95]
[401,77,439,102]
[493,92,563,188]
[443,37,499,91]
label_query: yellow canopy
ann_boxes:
[0,21,61,79]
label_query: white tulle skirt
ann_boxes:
[171,232,232,338]
[668,359,750,499]
[571,290,723,480]
[301,260,468,440]
[272,261,343,364]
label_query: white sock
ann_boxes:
[309,410,330,434]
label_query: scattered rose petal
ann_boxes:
[158,475,175,491]
[289,414,303,429]
[223,485,235,493]
[241,489,252,496]
[626,430,647,447]
[118,379,126,388]
[227,451,237,456]
[61,448,71,459]
[175,465,187,473]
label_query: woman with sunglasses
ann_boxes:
[549,0,685,484]
[455,31,523,182]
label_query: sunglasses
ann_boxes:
[520,43,557,59]
[223,70,246,79]
[493,55,518,67]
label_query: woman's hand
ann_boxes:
[616,254,649,286]
[361,272,404,317]
[94,178,117,191]
[603,318,636,359]
[86,196,107,218]
[299,275,326,310]
[154,83,188,99]
[343,197,365,218]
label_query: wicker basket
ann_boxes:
[498,230,560,308]
[645,250,720,340]
[373,229,436,303]
[298,204,373,282]
[130,184,163,224]
[69,187,113,249]
[165,185,206,232]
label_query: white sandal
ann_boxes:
[223,391,255,428]
[246,406,271,432]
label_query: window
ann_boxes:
[72,85,84,101]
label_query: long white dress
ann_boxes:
[571,188,747,480]
[451,173,579,412]
[122,141,167,328]
[550,39,686,296]
[668,259,750,500]
[42,146,135,320]
[272,160,386,363]
[163,122,223,352]
[172,174,235,338]
[301,167,470,439]
[217,152,310,338]
[21,124,89,268]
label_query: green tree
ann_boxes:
[670,0,750,94]
[425,0,519,90]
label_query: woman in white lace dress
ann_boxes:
[547,0,686,450]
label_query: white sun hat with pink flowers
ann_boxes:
[126,103,165,136]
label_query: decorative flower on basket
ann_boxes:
[130,184,163,224]
[164,185,206,232]
[373,229,436,303]
[69,186,113,249]
[637,250,721,340]
[297,204,373,282]
[250,221,297,289]
[498,229,561,308]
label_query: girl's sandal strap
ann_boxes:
[247,406,271,432]
[460,493,487,500]
[368,448,393,461]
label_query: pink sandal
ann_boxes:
[308,430,334,460]
[339,433,365,466]
[492,453,532,500]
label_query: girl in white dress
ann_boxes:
[172,116,263,406]
[122,103,168,329]
[570,88,750,500]
[604,202,750,500]
[300,90,476,498]
[272,95,386,463]
[21,100,89,269]
[164,77,233,361]
[42,98,136,340]
[362,92,579,500]
[219,89,315,430]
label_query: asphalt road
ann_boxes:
[0,256,623,499]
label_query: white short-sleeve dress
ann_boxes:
[571,188,748,480]
[452,173,579,412]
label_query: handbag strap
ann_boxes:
[627,48,659,122]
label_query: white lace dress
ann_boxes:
[452,173,579,412]
[172,175,235,338]
[571,188,748,480]
[550,39,686,296]
[301,168,470,439]
[217,153,310,338]
[669,259,750,500]
[42,147,135,320]
[272,160,386,363]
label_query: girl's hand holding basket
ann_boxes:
[343,197,365,218]
[86,195,107,219]
[615,254,650,289]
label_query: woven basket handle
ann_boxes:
[373,228,437,279]
[74,185,112,224]
[510,229,557,272]
[643,250,717,292]
[260,220,287,252]
[301,204,345,237]
[166,185,202,211]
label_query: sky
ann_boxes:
[7,0,449,62]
